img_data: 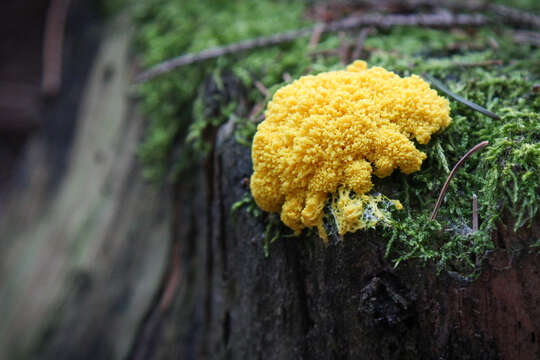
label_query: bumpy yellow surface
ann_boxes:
[250,61,451,239]
[330,188,403,236]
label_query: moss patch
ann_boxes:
[133,0,315,181]
[134,0,539,276]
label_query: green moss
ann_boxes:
[135,0,539,275]
[369,29,540,277]
[133,0,312,182]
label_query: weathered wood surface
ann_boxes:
[0,15,169,360]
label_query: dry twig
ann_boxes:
[488,3,540,29]
[135,12,488,83]
[282,73,292,83]
[254,81,269,97]
[453,59,502,67]
[512,30,540,46]
[309,23,326,49]
[399,0,540,28]
[472,194,478,232]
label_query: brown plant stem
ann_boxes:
[472,194,479,232]
[430,141,489,221]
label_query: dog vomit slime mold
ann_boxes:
[250,61,451,240]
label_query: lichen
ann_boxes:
[250,61,450,239]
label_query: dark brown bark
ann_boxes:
[128,117,539,360]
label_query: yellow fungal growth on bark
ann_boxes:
[250,60,451,240]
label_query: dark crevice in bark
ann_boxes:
[202,126,218,358]
[290,241,312,358]
[223,311,231,347]
[216,150,229,277]
[215,145,231,354]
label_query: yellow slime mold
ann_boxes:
[250,61,450,240]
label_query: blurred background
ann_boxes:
[0,0,538,359]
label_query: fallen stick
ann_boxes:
[396,1,540,29]
[512,30,540,47]
[488,4,540,29]
[135,12,487,83]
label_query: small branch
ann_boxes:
[430,141,489,221]
[472,194,478,232]
[512,30,540,47]
[254,81,269,97]
[487,37,500,49]
[282,72,292,83]
[308,23,326,49]
[450,59,503,68]
[135,12,488,83]
[399,0,540,29]
[248,102,266,121]
[42,0,71,97]
[309,49,340,58]
[488,4,540,29]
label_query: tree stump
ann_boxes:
[133,124,540,360]
[1,4,539,360]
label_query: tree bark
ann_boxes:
[144,126,539,360]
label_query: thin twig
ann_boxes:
[309,49,340,57]
[472,194,478,232]
[488,4,540,29]
[248,102,266,121]
[42,0,71,97]
[399,0,540,29]
[450,59,503,68]
[254,81,269,97]
[487,37,500,49]
[135,12,488,83]
[423,74,500,119]
[512,30,540,46]
[282,72,292,83]
[430,141,489,221]
[309,23,326,49]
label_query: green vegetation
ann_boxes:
[370,31,540,276]
[134,0,539,277]
[133,0,316,181]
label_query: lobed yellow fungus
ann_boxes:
[250,61,451,240]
